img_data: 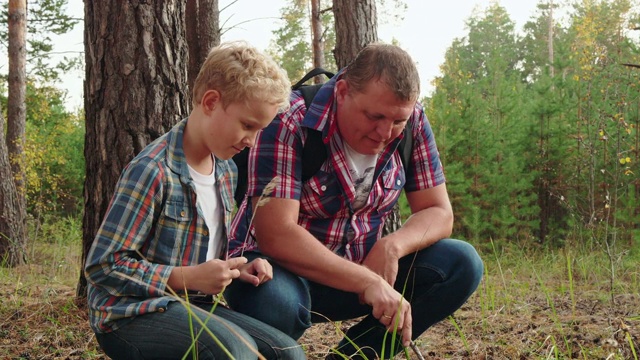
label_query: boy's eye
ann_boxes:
[242,123,252,130]
[394,120,407,126]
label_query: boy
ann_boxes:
[85,42,304,360]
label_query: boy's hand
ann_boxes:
[187,257,247,295]
[238,258,273,286]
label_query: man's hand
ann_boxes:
[238,258,273,286]
[362,237,401,286]
[360,276,413,347]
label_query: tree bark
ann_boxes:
[186,0,220,95]
[0,109,26,266]
[332,0,378,68]
[311,0,324,83]
[547,0,554,78]
[3,0,27,266]
[78,0,190,298]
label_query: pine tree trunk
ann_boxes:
[311,0,324,84]
[332,0,378,68]
[77,1,190,298]
[186,0,220,93]
[3,0,27,266]
[0,109,26,266]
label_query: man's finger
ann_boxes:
[402,307,413,346]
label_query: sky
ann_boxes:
[52,0,547,110]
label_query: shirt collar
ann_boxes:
[300,68,346,143]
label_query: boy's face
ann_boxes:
[335,79,414,155]
[204,96,279,160]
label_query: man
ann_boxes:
[226,43,483,359]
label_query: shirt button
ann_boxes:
[180,210,186,217]
[321,185,327,191]
[396,179,401,186]
[157,307,165,313]
[203,230,209,236]
[345,244,351,250]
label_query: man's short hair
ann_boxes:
[192,41,291,111]
[344,43,420,102]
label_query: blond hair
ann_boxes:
[192,41,291,111]
[344,43,420,102]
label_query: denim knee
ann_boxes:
[225,259,312,340]
[451,239,484,295]
[402,238,483,303]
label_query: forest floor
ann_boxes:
[1,242,639,359]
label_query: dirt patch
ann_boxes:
[1,286,638,359]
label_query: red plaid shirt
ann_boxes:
[229,71,445,262]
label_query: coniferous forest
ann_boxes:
[426,2,639,252]
[0,0,639,359]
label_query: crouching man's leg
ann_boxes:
[330,238,483,359]
[225,252,313,340]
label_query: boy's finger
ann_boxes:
[229,268,241,279]
[226,257,248,269]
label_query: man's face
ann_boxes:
[335,79,415,155]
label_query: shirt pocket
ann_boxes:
[300,172,344,219]
[373,167,405,215]
[155,200,193,258]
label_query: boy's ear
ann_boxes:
[201,89,221,114]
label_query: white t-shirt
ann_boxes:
[188,157,224,261]
[343,141,378,210]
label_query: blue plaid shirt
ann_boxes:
[229,70,445,262]
[85,119,237,333]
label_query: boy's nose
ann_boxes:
[243,133,257,148]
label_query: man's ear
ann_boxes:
[335,79,349,103]
[201,89,221,114]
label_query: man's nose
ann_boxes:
[376,122,394,140]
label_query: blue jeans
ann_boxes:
[95,301,305,360]
[225,238,483,359]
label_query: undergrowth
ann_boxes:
[0,215,638,359]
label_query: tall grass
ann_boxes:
[2,213,640,359]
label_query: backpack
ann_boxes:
[232,68,413,206]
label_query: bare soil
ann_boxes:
[1,282,638,359]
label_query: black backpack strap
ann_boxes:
[233,68,335,206]
[301,129,326,182]
[232,147,250,206]
[292,68,335,90]
[295,68,334,181]
[398,125,413,171]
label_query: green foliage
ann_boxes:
[0,82,84,217]
[1,0,83,224]
[0,0,81,83]
[268,0,338,79]
[426,0,640,252]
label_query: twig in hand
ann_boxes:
[239,176,280,257]
[410,341,426,360]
